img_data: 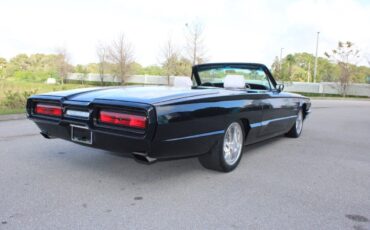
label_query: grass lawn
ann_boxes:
[0,80,93,115]
[293,92,369,99]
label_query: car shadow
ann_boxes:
[243,135,284,154]
[57,145,206,183]
[55,135,285,183]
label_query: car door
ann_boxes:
[259,90,298,138]
[243,69,297,139]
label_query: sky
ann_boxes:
[1,0,370,66]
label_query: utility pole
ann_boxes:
[280,48,284,62]
[313,32,320,83]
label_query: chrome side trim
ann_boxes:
[164,130,224,142]
[250,115,297,128]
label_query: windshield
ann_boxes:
[196,65,273,90]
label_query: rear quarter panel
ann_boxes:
[150,91,310,158]
[150,93,264,158]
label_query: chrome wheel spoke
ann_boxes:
[223,122,243,166]
[296,110,303,133]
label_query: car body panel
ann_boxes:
[40,86,220,104]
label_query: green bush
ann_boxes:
[2,89,38,109]
[12,70,58,82]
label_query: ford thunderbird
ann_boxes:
[27,63,311,172]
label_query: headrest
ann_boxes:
[173,76,192,88]
[223,75,246,89]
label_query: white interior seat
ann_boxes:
[173,76,192,88]
[223,75,246,89]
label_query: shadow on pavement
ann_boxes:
[51,135,286,184]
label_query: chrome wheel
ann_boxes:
[296,110,303,134]
[223,122,243,166]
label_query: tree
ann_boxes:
[130,62,144,75]
[108,34,134,84]
[285,54,296,81]
[4,54,59,81]
[274,52,347,83]
[96,42,108,85]
[0,57,7,80]
[317,57,337,82]
[74,64,88,85]
[55,47,71,85]
[325,41,360,97]
[271,56,281,80]
[143,65,165,76]
[160,36,180,84]
[6,54,31,76]
[174,57,192,76]
[86,63,99,73]
[185,21,207,66]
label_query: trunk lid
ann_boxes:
[40,86,219,104]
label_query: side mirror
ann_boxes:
[277,84,284,92]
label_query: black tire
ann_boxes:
[198,121,245,172]
[285,109,304,138]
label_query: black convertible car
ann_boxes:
[27,63,311,172]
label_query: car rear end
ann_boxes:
[26,95,157,158]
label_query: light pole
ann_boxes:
[313,32,320,83]
[280,48,284,62]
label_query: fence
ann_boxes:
[67,73,178,85]
[67,73,370,97]
[284,82,370,97]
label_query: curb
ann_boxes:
[310,97,370,101]
[0,113,27,122]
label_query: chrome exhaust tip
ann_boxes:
[132,152,157,164]
[40,132,52,139]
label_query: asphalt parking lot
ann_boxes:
[0,99,369,230]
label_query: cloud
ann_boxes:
[0,0,369,66]
[284,0,370,63]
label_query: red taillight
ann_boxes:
[99,111,147,129]
[35,104,62,116]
